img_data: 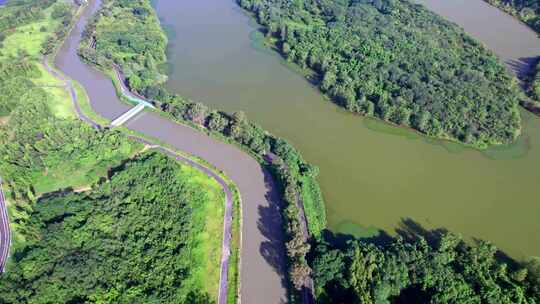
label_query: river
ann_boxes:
[55,0,288,302]
[156,0,540,259]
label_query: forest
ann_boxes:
[237,0,524,148]
[78,0,168,91]
[0,57,139,246]
[0,0,74,59]
[0,152,220,303]
[0,0,56,32]
[311,229,540,303]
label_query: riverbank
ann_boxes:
[54,0,301,302]
[482,0,540,33]
[0,1,240,301]
[480,0,540,114]
[157,0,540,259]
[46,54,240,303]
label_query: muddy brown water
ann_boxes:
[156,0,540,259]
[55,0,288,302]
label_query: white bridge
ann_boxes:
[110,103,146,127]
[109,70,156,128]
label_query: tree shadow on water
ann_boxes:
[396,217,521,268]
[319,227,394,251]
[320,217,521,269]
[506,56,539,82]
[257,168,288,290]
[395,217,449,246]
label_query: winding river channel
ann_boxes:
[156,0,540,259]
[55,0,288,302]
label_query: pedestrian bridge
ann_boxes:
[110,103,146,127]
[110,76,156,127]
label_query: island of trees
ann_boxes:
[237,0,525,148]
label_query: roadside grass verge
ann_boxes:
[41,86,77,119]
[178,164,224,301]
[227,187,241,304]
[31,63,65,86]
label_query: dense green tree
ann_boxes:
[207,111,229,132]
[311,231,540,303]
[0,153,214,303]
[78,0,168,92]
[185,102,209,125]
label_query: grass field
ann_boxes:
[178,163,224,301]
[42,85,76,119]
[0,5,61,60]
[30,141,141,195]
[31,63,64,86]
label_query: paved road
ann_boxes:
[55,1,288,303]
[149,145,234,304]
[43,59,99,129]
[0,177,10,273]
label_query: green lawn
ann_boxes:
[31,63,64,86]
[0,5,61,60]
[30,141,140,195]
[41,86,76,119]
[177,163,224,301]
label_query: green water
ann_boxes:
[156,0,540,259]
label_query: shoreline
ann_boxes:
[55,0,290,302]
[38,1,241,302]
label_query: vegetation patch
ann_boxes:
[0,152,223,303]
[300,176,326,237]
[312,229,540,303]
[0,2,229,302]
[78,0,168,91]
[0,0,73,59]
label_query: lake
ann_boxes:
[156,0,540,259]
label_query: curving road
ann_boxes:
[0,177,10,273]
[55,0,287,303]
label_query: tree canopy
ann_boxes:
[79,0,168,91]
[312,230,540,303]
[0,153,216,303]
